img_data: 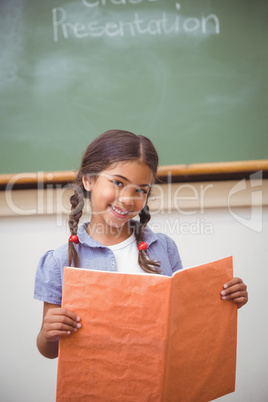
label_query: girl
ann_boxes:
[34,129,248,359]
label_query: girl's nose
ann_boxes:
[118,194,135,206]
[118,186,137,206]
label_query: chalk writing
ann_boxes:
[81,0,159,6]
[52,2,220,42]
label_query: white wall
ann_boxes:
[0,181,267,402]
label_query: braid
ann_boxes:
[68,183,85,267]
[134,205,160,274]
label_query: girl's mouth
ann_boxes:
[110,205,129,217]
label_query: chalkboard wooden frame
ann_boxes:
[1,160,267,190]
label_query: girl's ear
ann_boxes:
[82,175,93,192]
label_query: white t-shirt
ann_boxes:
[107,233,145,274]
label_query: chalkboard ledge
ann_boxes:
[1,160,268,190]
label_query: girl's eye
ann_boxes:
[136,188,148,195]
[112,180,123,187]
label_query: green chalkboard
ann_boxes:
[0,0,267,174]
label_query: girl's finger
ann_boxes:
[223,277,243,289]
[50,308,81,323]
[221,290,247,301]
[221,283,247,296]
[45,322,81,332]
[45,314,80,329]
[45,329,72,339]
[44,308,81,329]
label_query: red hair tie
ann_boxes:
[137,242,148,251]
[68,235,79,245]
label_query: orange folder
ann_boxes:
[57,256,237,402]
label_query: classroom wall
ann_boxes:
[0,180,267,402]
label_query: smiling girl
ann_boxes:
[34,129,248,359]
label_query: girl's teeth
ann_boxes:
[111,205,127,215]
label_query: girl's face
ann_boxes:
[82,161,153,243]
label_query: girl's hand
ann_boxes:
[37,303,81,358]
[221,277,248,309]
[41,304,81,343]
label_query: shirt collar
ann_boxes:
[77,221,158,249]
[77,222,105,248]
[141,224,158,246]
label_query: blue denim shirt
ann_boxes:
[34,222,183,305]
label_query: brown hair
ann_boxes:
[68,129,160,273]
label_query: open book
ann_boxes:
[57,256,237,402]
